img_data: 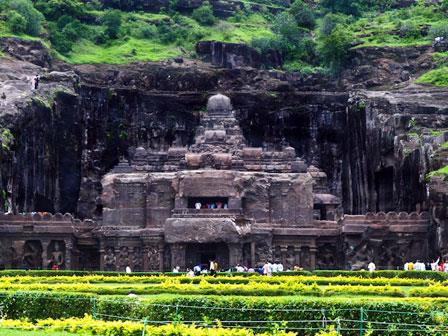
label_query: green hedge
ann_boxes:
[97,295,448,336]
[313,270,448,281]
[1,269,444,280]
[1,291,448,335]
[0,291,94,320]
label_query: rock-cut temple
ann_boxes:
[0,94,431,271]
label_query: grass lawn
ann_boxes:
[417,67,448,87]
[66,38,181,64]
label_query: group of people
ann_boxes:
[175,261,304,277]
[404,258,448,272]
[194,201,228,210]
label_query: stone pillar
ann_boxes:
[41,240,50,270]
[310,246,317,270]
[229,243,243,266]
[158,242,165,272]
[171,243,186,271]
[250,241,256,268]
[295,246,301,267]
[64,239,73,270]
[280,245,288,267]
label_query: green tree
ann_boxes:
[318,24,353,72]
[319,13,348,37]
[192,2,216,26]
[102,9,122,39]
[6,10,27,34]
[1,0,44,36]
[289,0,316,30]
[35,0,86,20]
[272,12,302,47]
[320,0,361,16]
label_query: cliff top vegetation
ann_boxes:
[0,0,446,82]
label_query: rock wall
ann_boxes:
[0,38,447,259]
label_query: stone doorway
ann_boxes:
[185,243,229,271]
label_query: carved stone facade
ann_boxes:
[0,95,432,271]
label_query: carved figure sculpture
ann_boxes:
[104,247,116,271]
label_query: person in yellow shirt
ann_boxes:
[408,261,414,271]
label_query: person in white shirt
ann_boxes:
[368,262,376,273]
[277,263,284,272]
[404,262,409,271]
[431,258,440,271]
[271,262,279,273]
[172,266,180,273]
[236,264,245,272]
[195,202,201,209]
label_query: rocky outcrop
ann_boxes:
[196,41,283,69]
[343,45,434,89]
[0,37,447,259]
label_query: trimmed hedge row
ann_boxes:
[0,317,296,336]
[0,282,407,297]
[0,274,433,287]
[1,269,446,280]
[0,291,94,320]
[2,291,448,335]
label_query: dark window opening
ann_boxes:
[313,204,327,220]
[188,197,229,209]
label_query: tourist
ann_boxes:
[293,264,303,271]
[408,261,414,271]
[51,264,59,271]
[125,265,132,273]
[444,261,448,273]
[33,74,40,90]
[431,258,440,271]
[263,261,273,276]
[195,201,201,209]
[404,262,409,271]
[368,261,376,273]
[277,262,284,272]
[186,268,195,277]
[271,261,279,273]
[216,201,223,209]
[193,264,201,276]
[236,264,245,273]
[209,260,218,276]
[172,266,180,273]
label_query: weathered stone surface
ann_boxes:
[0,38,446,270]
[196,41,283,69]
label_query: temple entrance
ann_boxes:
[185,243,229,271]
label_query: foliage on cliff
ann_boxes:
[0,0,447,78]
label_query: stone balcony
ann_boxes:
[171,208,243,218]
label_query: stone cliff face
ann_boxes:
[0,37,447,255]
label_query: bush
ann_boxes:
[2,0,44,36]
[319,0,361,16]
[6,10,27,34]
[0,317,295,336]
[0,291,94,320]
[318,23,353,72]
[289,0,316,30]
[102,9,122,39]
[35,0,86,21]
[192,2,216,26]
[135,24,158,39]
[319,13,348,37]
[398,21,421,39]
[429,23,448,40]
